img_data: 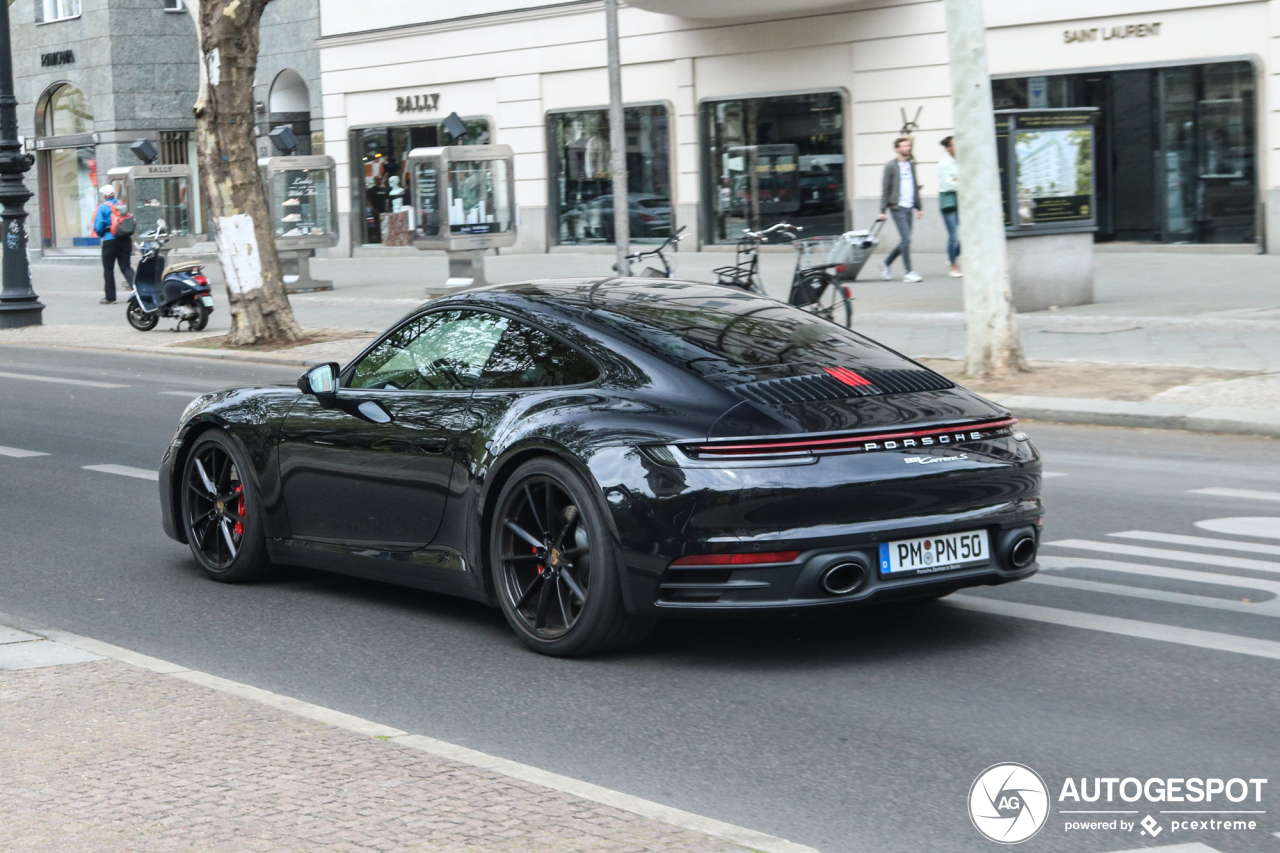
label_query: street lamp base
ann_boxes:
[0,298,45,328]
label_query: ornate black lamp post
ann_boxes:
[0,0,42,328]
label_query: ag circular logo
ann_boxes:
[969,763,1050,844]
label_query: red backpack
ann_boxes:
[109,202,136,238]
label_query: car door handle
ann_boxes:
[417,438,448,454]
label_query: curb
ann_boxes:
[0,339,325,368]
[998,395,1280,438]
[21,624,820,853]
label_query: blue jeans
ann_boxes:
[884,207,914,273]
[942,208,960,265]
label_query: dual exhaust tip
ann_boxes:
[818,533,1037,596]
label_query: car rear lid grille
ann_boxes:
[731,367,953,404]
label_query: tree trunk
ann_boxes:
[187,0,301,346]
[943,0,1027,378]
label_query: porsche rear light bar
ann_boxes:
[682,417,1018,458]
[671,551,801,567]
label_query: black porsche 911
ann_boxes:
[159,279,1042,656]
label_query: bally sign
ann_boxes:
[396,93,440,113]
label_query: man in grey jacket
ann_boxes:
[877,136,924,282]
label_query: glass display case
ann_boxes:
[122,164,196,248]
[262,155,339,250]
[406,145,516,251]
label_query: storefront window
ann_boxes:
[351,119,489,245]
[548,106,670,245]
[37,83,97,248]
[992,61,1255,244]
[702,92,845,243]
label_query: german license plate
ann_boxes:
[199,295,214,307]
[879,529,989,576]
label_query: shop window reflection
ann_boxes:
[549,106,671,245]
[703,92,845,243]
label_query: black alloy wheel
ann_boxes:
[127,297,158,331]
[797,272,853,328]
[492,458,655,656]
[181,431,272,582]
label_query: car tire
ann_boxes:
[180,430,273,583]
[491,457,655,657]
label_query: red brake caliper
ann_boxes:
[233,484,245,536]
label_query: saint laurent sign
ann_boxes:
[1064,22,1160,43]
[396,93,440,113]
[41,50,75,67]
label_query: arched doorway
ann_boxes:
[269,69,311,154]
[36,82,98,248]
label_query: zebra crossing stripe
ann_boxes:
[1109,530,1280,557]
[1190,487,1280,502]
[1045,539,1280,575]
[945,596,1280,661]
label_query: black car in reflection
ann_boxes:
[159,280,1043,656]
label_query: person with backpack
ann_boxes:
[92,185,136,304]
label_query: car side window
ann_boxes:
[348,310,510,391]
[478,321,599,389]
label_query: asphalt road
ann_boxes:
[1,344,1277,853]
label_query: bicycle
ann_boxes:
[613,226,687,278]
[713,222,854,328]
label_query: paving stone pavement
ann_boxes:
[0,659,748,853]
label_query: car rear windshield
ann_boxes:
[585,283,912,373]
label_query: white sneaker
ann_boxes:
[949,269,963,278]
[880,262,891,281]
[903,271,923,283]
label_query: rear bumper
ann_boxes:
[618,499,1042,615]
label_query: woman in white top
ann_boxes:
[937,136,962,278]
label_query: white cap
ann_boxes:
[99,185,115,197]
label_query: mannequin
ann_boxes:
[389,175,406,212]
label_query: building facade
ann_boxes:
[12,0,323,256]
[316,0,1279,255]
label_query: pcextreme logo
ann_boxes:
[969,763,1050,844]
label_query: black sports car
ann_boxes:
[159,280,1042,656]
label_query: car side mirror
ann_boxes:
[298,362,340,403]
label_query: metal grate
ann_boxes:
[732,368,953,405]
[159,131,190,166]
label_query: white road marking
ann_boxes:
[1109,530,1280,556]
[1046,539,1280,575]
[0,370,128,388]
[946,595,1280,661]
[1093,844,1222,853]
[32,626,818,853]
[1195,516,1280,540]
[1027,575,1277,617]
[0,445,49,458]
[1190,487,1280,502]
[1038,555,1280,599]
[1042,471,1068,478]
[82,464,159,481]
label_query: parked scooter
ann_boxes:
[125,219,214,332]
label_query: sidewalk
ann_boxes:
[0,619,810,853]
[6,249,1280,436]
